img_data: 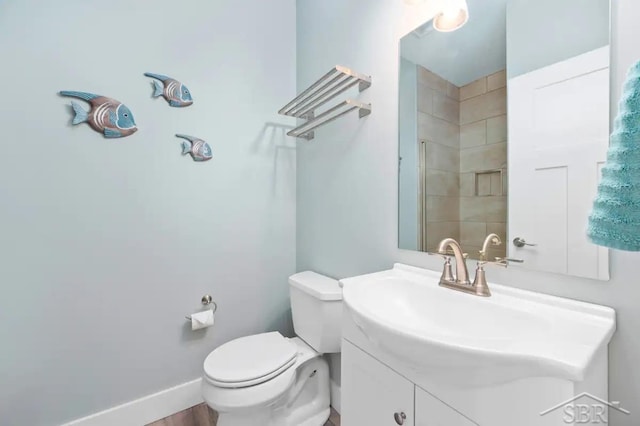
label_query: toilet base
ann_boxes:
[212,339,331,426]
[294,407,331,426]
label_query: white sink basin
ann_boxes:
[340,263,616,386]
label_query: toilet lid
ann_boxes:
[204,332,297,387]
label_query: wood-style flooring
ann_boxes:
[323,407,341,426]
[146,404,340,426]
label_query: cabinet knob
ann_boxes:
[394,412,407,425]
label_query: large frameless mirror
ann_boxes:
[398,0,611,280]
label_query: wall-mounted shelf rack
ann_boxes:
[279,65,371,140]
[287,99,371,140]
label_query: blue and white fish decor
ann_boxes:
[144,72,193,107]
[59,91,138,138]
[176,134,212,162]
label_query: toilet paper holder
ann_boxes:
[185,294,217,321]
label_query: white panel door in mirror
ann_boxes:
[509,47,610,280]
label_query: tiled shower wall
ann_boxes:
[417,67,507,258]
[417,67,461,252]
[459,71,508,259]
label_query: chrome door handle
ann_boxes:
[513,237,537,248]
[394,412,407,425]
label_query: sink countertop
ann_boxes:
[340,263,616,386]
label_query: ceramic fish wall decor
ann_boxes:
[59,91,138,138]
[144,73,193,107]
[176,134,212,162]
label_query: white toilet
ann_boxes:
[202,271,342,426]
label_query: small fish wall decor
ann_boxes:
[59,91,137,138]
[176,134,212,162]
[144,73,193,107]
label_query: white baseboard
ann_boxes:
[62,378,204,426]
[330,380,341,414]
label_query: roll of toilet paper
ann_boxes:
[190,309,214,331]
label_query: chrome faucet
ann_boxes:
[436,238,471,286]
[436,235,524,298]
[436,236,501,297]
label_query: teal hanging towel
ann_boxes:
[587,60,640,251]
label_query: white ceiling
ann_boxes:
[401,0,507,87]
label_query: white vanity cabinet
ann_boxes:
[414,387,477,426]
[342,340,477,426]
[342,340,414,426]
[340,264,615,425]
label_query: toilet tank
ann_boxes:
[289,271,342,354]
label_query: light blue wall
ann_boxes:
[0,1,296,425]
[297,0,640,424]
[398,58,418,251]
[507,0,610,78]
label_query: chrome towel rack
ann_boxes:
[287,99,370,140]
[279,65,371,140]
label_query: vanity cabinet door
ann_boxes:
[415,387,477,426]
[341,340,414,426]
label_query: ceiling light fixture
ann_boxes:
[433,0,469,32]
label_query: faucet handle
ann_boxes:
[490,257,525,267]
[479,233,502,261]
[441,256,455,282]
[491,258,509,267]
[474,257,507,268]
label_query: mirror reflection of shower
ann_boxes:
[399,0,508,261]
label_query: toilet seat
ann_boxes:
[204,332,298,388]
[202,337,321,413]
